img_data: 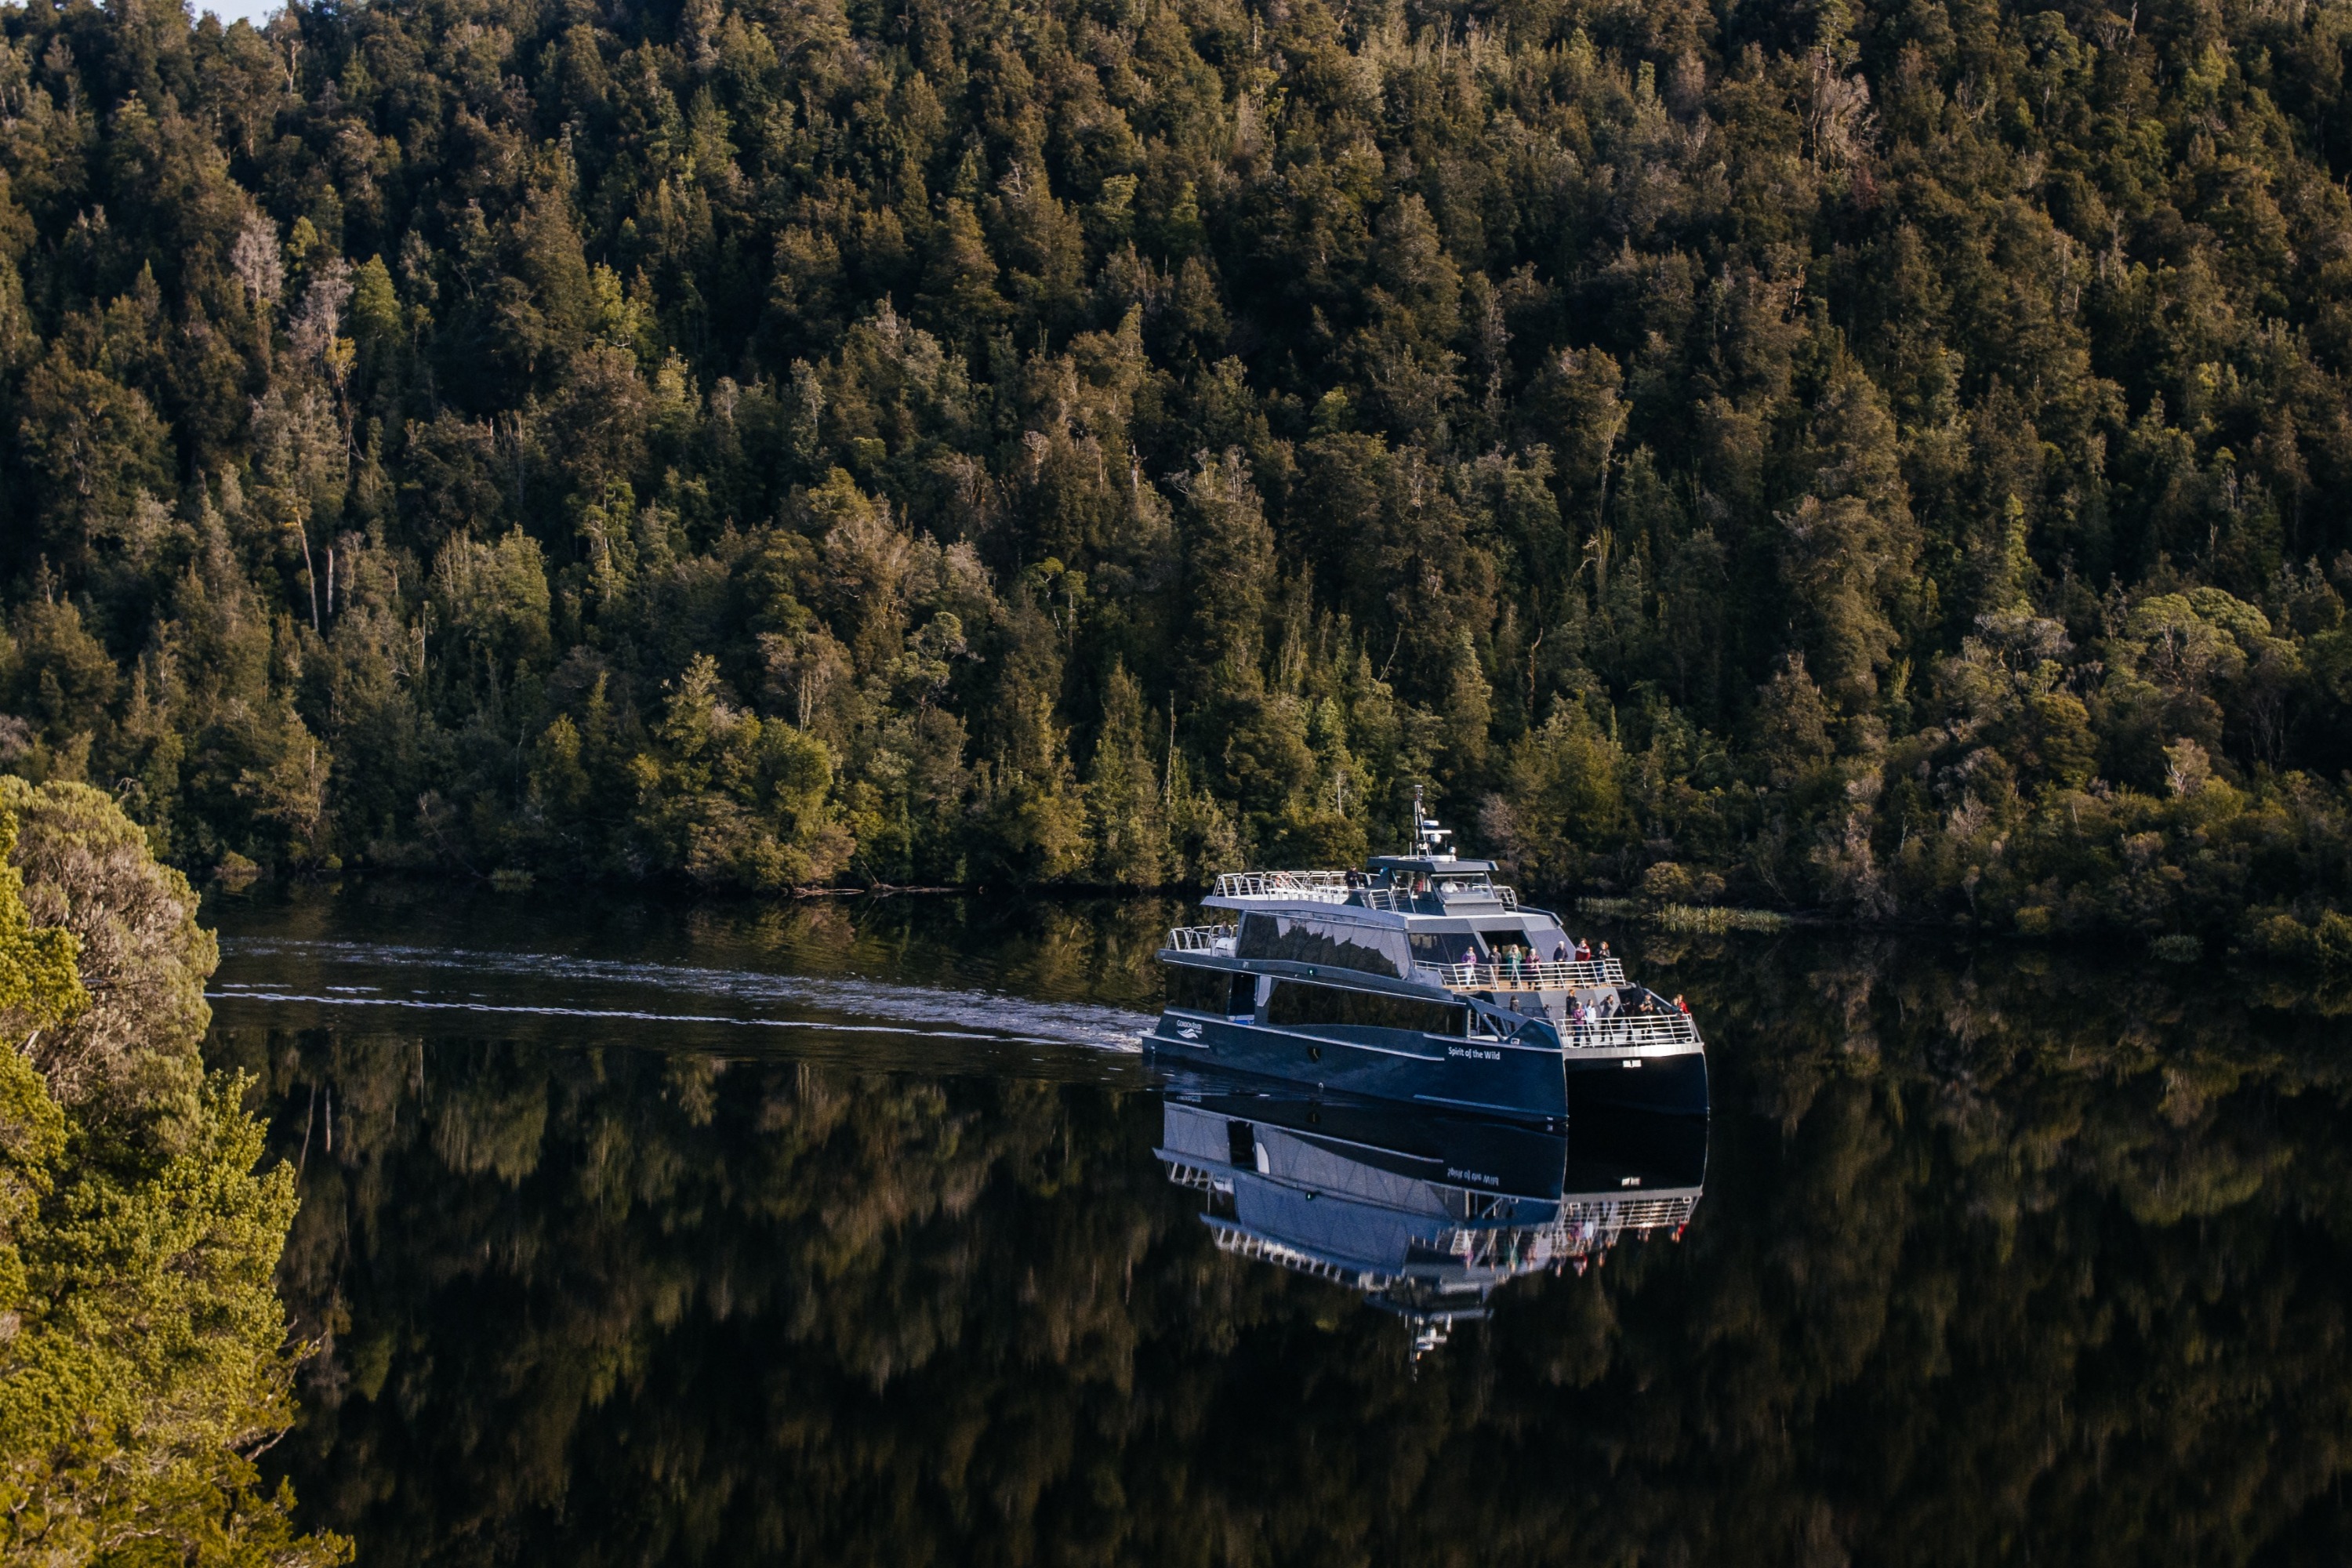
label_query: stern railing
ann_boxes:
[1551,1193,1701,1250]
[1556,1011,1701,1048]
[1166,924,1239,953]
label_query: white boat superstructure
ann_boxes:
[1145,790,1709,1119]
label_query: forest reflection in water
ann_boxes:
[201,884,2352,1566]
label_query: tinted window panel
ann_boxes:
[1236,913,1406,979]
[1402,931,1477,968]
[1410,932,1479,965]
[1267,980,1468,1036]
[1165,964,1236,1013]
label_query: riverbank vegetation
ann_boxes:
[0,780,341,1567]
[3,0,2352,955]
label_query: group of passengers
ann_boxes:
[1563,988,1691,1038]
[1460,935,1605,977]
[1426,923,1696,1033]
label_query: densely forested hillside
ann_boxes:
[4,0,2352,949]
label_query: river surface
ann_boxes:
[201,883,2352,1566]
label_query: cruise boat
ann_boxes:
[1156,1075,1707,1356]
[1144,793,1708,1122]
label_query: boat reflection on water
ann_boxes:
[1156,1073,1707,1356]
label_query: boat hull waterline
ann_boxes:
[1142,1011,1708,1122]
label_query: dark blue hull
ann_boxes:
[1563,1047,1711,1117]
[1146,1011,1566,1120]
[1158,1069,1710,1194]
[1145,1011,1711,1123]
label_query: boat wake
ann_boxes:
[210,939,1156,1054]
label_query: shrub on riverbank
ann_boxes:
[0,780,343,1567]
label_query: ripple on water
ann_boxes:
[209,938,1157,1054]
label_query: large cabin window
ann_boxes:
[1267,979,1468,1036]
[1236,913,1407,979]
[1409,932,1477,965]
[1166,964,1255,1015]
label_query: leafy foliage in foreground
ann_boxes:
[5,0,2352,948]
[0,782,343,1568]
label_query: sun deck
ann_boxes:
[1209,866,1523,916]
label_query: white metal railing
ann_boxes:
[1557,1010,1700,1049]
[1163,1160,1221,1192]
[1212,869,1354,901]
[1211,1225,1385,1288]
[1554,1193,1701,1247]
[1414,959,1627,991]
[1167,924,1238,953]
[1421,1191,1701,1269]
[1213,873,1523,909]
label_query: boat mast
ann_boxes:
[1411,784,1453,860]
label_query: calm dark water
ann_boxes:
[201,884,2352,1567]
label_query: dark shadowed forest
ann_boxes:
[5,0,2352,955]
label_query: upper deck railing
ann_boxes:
[1211,870,1521,911]
[1167,924,1238,954]
[1211,869,1352,900]
[1356,884,1519,913]
[1414,957,1625,991]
